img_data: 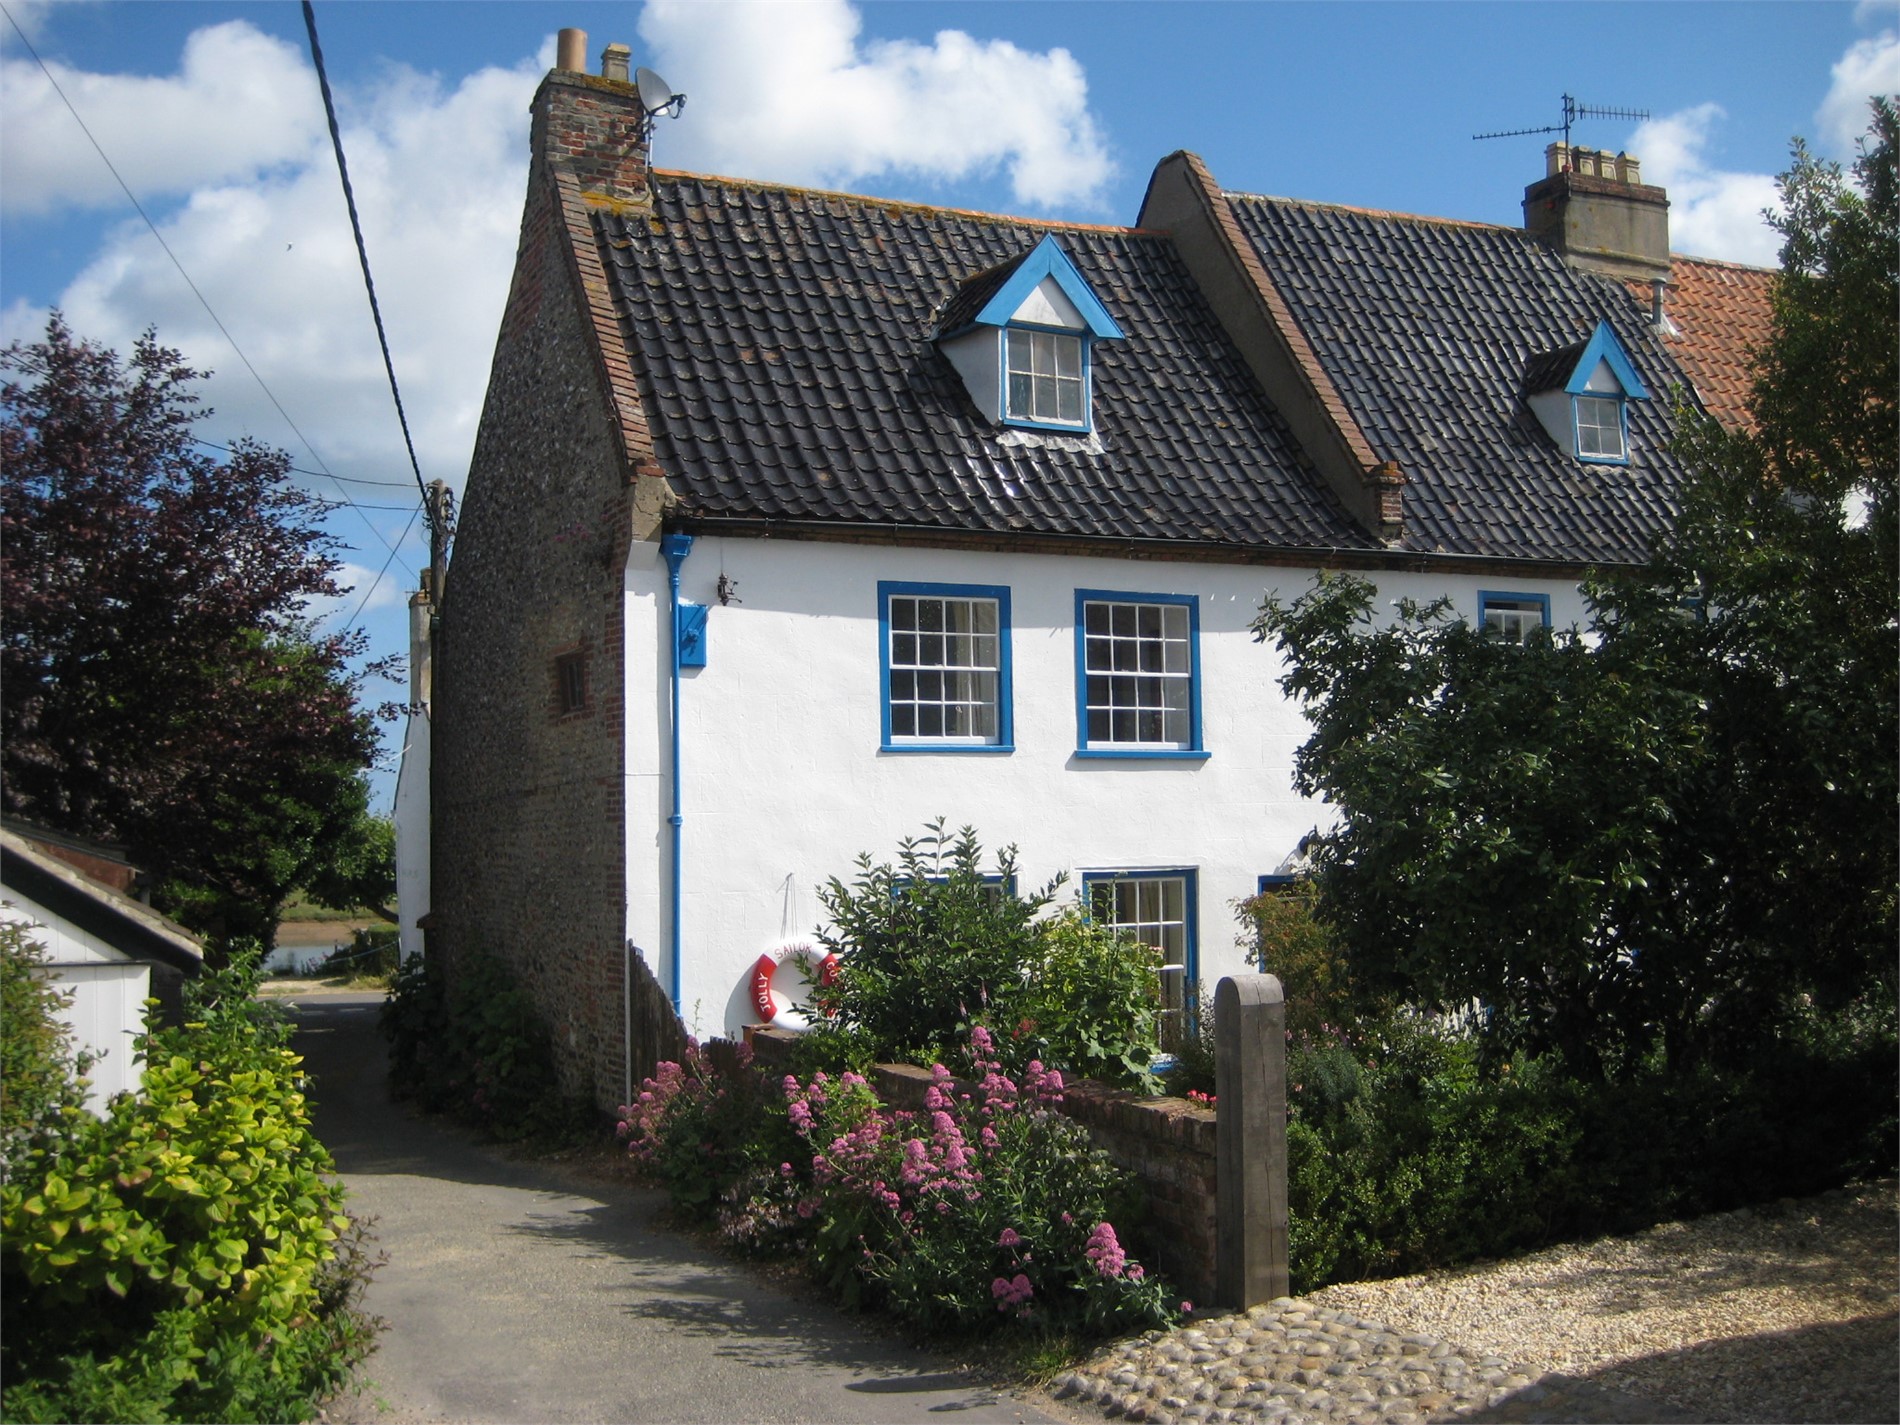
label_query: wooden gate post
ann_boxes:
[1215,974,1290,1307]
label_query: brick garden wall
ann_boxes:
[742,1027,1219,1305]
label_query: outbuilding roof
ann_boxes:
[1,829,203,976]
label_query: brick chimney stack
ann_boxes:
[1523,142,1670,283]
[529,29,650,209]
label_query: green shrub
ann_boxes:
[1239,881,1386,1040]
[1282,1001,1898,1293]
[380,950,589,1141]
[1159,987,1216,1099]
[1283,1014,1578,1290]
[817,823,1163,1090]
[0,955,380,1422]
[314,926,398,981]
[0,924,94,1181]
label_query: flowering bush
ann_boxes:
[621,1026,1181,1337]
[619,1039,808,1254]
[775,1026,1178,1334]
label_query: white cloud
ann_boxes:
[6,25,544,512]
[1817,29,1899,157]
[0,1,66,48]
[636,0,1114,210]
[1,21,322,218]
[302,559,411,630]
[1631,104,1782,266]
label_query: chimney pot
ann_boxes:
[600,43,631,83]
[556,28,587,73]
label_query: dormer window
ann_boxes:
[1574,394,1625,460]
[935,234,1123,436]
[1524,320,1648,466]
[1006,328,1084,425]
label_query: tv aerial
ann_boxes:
[1473,93,1649,149]
[636,66,687,138]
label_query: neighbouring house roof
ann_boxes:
[1221,193,1711,565]
[0,829,204,976]
[599,173,1375,555]
[1637,257,1777,432]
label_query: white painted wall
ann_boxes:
[624,538,1588,1038]
[395,591,432,964]
[1,900,149,1109]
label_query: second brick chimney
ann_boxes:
[1522,143,1671,284]
[529,29,651,210]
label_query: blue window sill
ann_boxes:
[880,743,1016,755]
[1072,748,1210,761]
[1002,416,1091,436]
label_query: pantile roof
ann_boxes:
[1224,193,1708,564]
[599,174,1375,554]
[1638,257,1776,431]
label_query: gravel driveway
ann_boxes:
[288,990,1075,1425]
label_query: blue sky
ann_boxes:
[4,0,1895,806]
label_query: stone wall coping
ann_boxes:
[742,1025,1216,1155]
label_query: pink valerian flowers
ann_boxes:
[775,1027,1172,1330]
[1084,1221,1129,1278]
[618,1044,720,1163]
[991,1272,1034,1312]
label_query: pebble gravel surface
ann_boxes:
[1051,1179,1896,1425]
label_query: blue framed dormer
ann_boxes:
[936,234,1124,436]
[1524,320,1649,466]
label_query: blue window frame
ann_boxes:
[1477,590,1552,643]
[1083,869,1198,1046]
[1256,873,1299,896]
[1074,590,1206,758]
[1573,393,1628,463]
[1004,327,1089,430]
[879,582,1013,752]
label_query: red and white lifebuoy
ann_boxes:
[749,938,839,1032]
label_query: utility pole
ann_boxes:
[425,479,454,616]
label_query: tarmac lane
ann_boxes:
[285,990,1075,1425]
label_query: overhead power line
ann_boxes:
[341,505,423,630]
[0,1,420,588]
[301,1,436,537]
[191,439,414,488]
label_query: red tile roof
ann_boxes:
[1636,258,1776,431]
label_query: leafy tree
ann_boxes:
[1607,98,1898,1060]
[1255,104,1897,1079]
[301,806,397,923]
[1,315,386,950]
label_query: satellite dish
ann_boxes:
[636,67,686,120]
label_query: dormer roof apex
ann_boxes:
[936,234,1124,341]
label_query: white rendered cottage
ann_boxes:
[420,36,1770,1109]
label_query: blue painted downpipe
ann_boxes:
[660,532,694,1014]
